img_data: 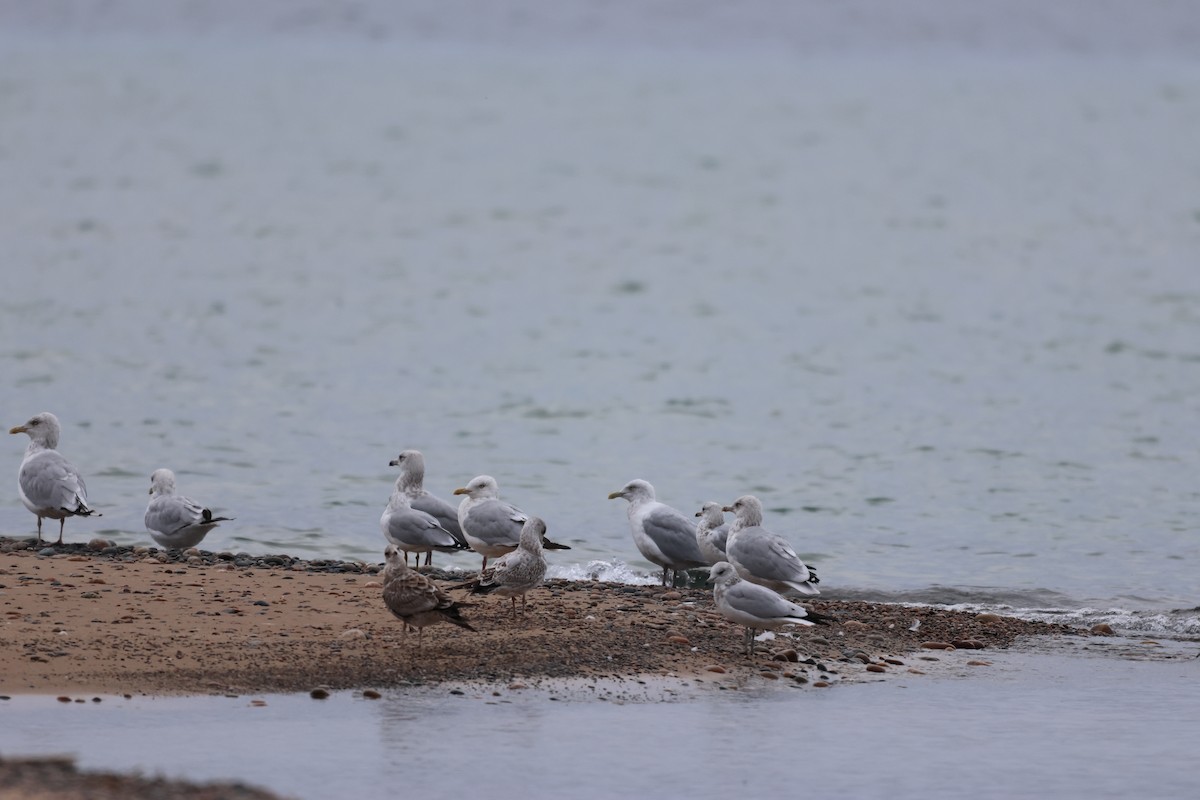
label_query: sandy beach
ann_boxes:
[0,536,1084,697]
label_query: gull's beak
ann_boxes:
[607,491,624,500]
[453,487,468,496]
[148,486,153,495]
[722,505,734,513]
[388,458,400,467]
[9,425,27,434]
[694,510,702,517]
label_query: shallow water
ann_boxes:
[2,638,1198,799]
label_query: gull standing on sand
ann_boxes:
[453,475,569,572]
[708,561,828,655]
[608,479,707,587]
[382,544,475,646]
[388,449,469,565]
[723,494,820,596]
[144,468,232,549]
[695,501,731,566]
[9,412,100,545]
[455,516,548,619]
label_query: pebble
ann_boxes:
[773,649,800,662]
[759,671,779,680]
[951,639,985,649]
[976,613,1005,624]
[920,641,956,650]
[812,681,831,688]
[967,660,992,667]
[660,591,682,601]
[56,696,71,703]
[1090,623,1115,635]
[865,664,887,673]
[309,688,330,699]
[703,664,727,673]
[250,699,268,707]
[362,690,381,699]
[340,629,367,640]
[86,538,115,551]
[37,548,56,557]
[666,634,690,645]
[843,620,870,630]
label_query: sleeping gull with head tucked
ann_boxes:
[453,475,569,572]
[694,501,731,566]
[608,479,707,587]
[709,561,828,655]
[9,412,100,545]
[382,544,475,647]
[145,468,232,549]
[454,516,548,619]
[723,494,820,596]
[388,449,469,566]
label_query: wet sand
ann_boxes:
[0,537,1085,696]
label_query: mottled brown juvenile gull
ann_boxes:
[694,501,731,566]
[453,475,569,572]
[708,561,828,655]
[388,449,469,566]
[381,544,474,646]
[9,412,100,545]
[454,516,548,619]
[723,494,820,596]
[380,483,470,568]
[607,479,707,587]
[144,468,232,549]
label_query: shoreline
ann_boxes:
[0,536,1087,697]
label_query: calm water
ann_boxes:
[2,3,1199,798]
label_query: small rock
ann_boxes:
[773,649,800,662]
[363,581,383,589]
[661,591,682,601]
[759,671,779,680]
[340,629,367,640]
[86,538,115,551]
[812,681,831,688]
[57,696,71,703]
[907,668,927,675]
[310,688,330,699]
[843,620,870,630]
[250,699,268,707]
[976,613,1005,624]
[38,548,56,557]
[666,634,690,645]
[865,664,887,673]
[883,658,905,665]
[951,639,985,649]
[703,664,727,673]
[362,690,381,699]
[508,682,527,690]
[967,660,992,667]
[920,641,956,650]
[1090,623,1115,635]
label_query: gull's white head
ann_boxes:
[9,411,62,450]
[388,449,426,474]
[723,495,764,526]
[384,543,406,566]
[707,561,739,586]
[453,475,500,500]
[519,516,547,550]
[149,468,178,496]
[607,479,655,503]
[695,501,726,526]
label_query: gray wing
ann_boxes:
[384,506,460,550]
[728,527,812,583]
[726,580,810,622]
[20,450,89,512]
[411,492,468,545]
[710,522,731,552]
[643,506,706,566]
[145,494,208,536]
[463,499,526,547]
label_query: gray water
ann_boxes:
[1,3,1199,796]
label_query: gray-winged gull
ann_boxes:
[453,474,569,572]
[708,561,829,655]
[607,479,707,587]
[145,468,232,549]
[723,494,820,596]
[381,480,470,568]
[388,449,469,566]
[9,412,100,545]
[694,501,731,566]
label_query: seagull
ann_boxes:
[144,468,232,549]
[381,544,474,646]
[388,449,469,566]
[453,516,548,619]
[708,561,829,655]
[723,494,820,596]
[453,475,569,572]
[607,479,707,587]
[694,501,731,566]
[380,483,470,568]
[9,412,100,545]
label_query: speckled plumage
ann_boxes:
[381,544,474,645]
[461,516,548,618]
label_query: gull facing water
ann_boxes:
[723,495,820,596]
[455,516,548,619]
[608,479,707,586]
[453,475,569,571]
[9,412,100,545]
[708,561,828,655]
[144,468,232,549]
[388,449,469,565]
